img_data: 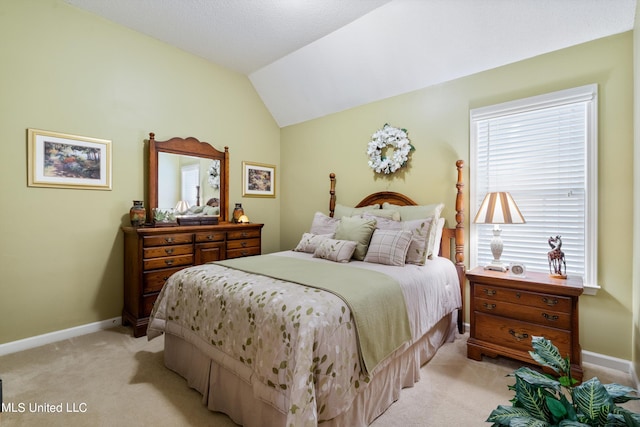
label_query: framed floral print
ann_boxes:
[242,161,275,198]
[27,128,112,190]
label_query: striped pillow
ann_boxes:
[364,229,413,266]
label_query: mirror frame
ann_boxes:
[148,132,230,223]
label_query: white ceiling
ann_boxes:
[64,0,636,127]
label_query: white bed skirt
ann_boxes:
[163,312,457,427]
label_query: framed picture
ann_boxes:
[27,129,112,190]
[242,161,276,198]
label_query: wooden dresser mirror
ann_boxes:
[147,132,230,223]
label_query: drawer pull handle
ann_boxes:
[542,297,559,306]
[509,329,529,341]
[241,232,248,238]
[483,289,496,296]
[165,260,174,266]
[207,234,214,240]
[164,237,174,244]
[542,313,559,322]
[516,292,521,299]
[483,303,496,310]
[241,241,247,247]
[241,250,248,256]
[165,248,174,254]
[163,276,170,281]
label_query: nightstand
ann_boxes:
[466,266,584,381]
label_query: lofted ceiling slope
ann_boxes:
[64,0,636,127]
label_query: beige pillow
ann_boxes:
[364,229,412,266]
[363,209,401,221]
[294,233,333,253]
[313,239,357,263]
[309,212,340,235]
[334,203,380,219]
[431,217,446,257]
[370,216,432,265]
[382,202,444,221]
[333,216,377,261]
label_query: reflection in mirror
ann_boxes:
[148,133,229,223]
[157,153,221,216]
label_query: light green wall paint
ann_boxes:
[0,0,280,343]
[281,32,634,360]
[633,7,640,379]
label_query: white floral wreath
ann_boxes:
[367,124,414,174]
[208,160,220,189]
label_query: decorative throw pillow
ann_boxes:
[333,203,380,219]
[382,202,444,221]
[294,233,333,253]
[333,216,377,260]
[382,202,444,259]
[402,217,434,265]
[309,212,340,235]
[313,239,357,263]
[364,229,413,266]
[363,209,401,221]
[431,217,446,258]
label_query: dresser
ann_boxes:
[466,267,584,380]
[122,223,263,337]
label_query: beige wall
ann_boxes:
[0,0,280,344]
[281,33,634,359]
[633,8,640,379]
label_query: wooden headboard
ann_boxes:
[328,160,465,333]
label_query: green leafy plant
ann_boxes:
[487,336,640,426]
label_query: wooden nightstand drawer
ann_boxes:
[143,233,193,247]
[474,312,572,357]
[226,237,260,251]
[473,285,571,313]
[143,244,193,259]
[474,297,571,329]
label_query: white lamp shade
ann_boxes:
[174,200,191,214]
[474,192,525,224]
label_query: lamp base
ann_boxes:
[484,261,508,272]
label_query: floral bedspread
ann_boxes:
[148,252,460,427]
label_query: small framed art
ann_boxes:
[509,262,527,278]
[242,161,276,198]
[27,128,112,190]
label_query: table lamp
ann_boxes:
[474,192,525,271]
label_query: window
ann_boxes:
[181,164,200,207]
[470,84,599,294]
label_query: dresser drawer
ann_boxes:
[143,233,193,247]
[474,312,572,357]
[226,237,260,251]
[143,254,193,270]
[474,297,571,329]
[195,231,225,243]
[227,229,261,240]
[142,293,159,317]
[143,244,193,259]
[473,285,572,313]
[143,266,184,294]
[226,246,261,259]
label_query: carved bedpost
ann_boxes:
[329,173,336,217]
[455,160,465,333]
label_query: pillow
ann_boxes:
[363,209,401,221]
[334,216,377,260]
[334,203,380,219]
[431,217,446,258]
[382,202,444,259]
[402,217,435,265]
[369,215,430,263]
[313,239,357,263]
[364,229,413,266]
[309,212,340,235]
[294,233,333,253]
[382,202,444,221]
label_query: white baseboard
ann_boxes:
[582,349,633,375]
[0,317,122,357]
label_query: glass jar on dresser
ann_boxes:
[122,223,263,337]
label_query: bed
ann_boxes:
[147,160,465,427]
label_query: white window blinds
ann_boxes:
[470,84,598,292]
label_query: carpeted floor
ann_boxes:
[1,326,638,426]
